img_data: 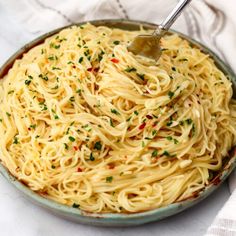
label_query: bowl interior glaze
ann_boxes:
[0,19,236,227]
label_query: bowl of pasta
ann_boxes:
[0,19,236,226]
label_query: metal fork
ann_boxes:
[127,0,192,61]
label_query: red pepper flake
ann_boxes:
[93,67,99,72]
[73,146,79,151]
[28,128,31,131]
[146,115,153,119]
[108,163,115,169]
[87,67,93,72]
[77,167,83,172]
[111,58,119,63]
[139,122,146,130]
[72,65,76,69]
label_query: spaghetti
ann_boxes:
[0,23,236,213]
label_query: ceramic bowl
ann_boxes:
[0,19,236,227]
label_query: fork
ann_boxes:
[127,0,192,61]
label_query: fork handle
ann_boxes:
[155,0,192,34]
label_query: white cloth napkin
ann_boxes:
[1,0,236,235]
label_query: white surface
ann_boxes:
[0,2,233,236]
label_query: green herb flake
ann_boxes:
[136,73,145,80]
[6,112,11,117]
[52,67,61,70]
[152,150,158,157]
[51,165,56,169]
[166,121,173,127]
[78,57,84,63]
[30,124,36,130]
[39,74,49,81]
[173,138,179,144]
[168,91,174,99]
[69,96,75,102]
[13,137,19,144]
[89,153,95,161]
[113,40,120,45]
[172,67,176,71]
[25,80,31,85]
[152,130,157,136]
[94,141,102,150]
[126,117,132,122]
[166,136,172,141]
[125,67,137,73]
[64,143,69,150]
[110,118,114,127]
[185,118,193,125]
[8,90,14,94]
[48,56,55,60]
[72,203,80,208]
[134,111,139,116]
[144,137,152,140]
[106,176,113,183]
[111,109,120,115]
[69,136,75,142]
[76,89,82,95]
[163,150,170,156]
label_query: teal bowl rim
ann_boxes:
[0,19,236,226]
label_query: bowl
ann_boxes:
[0,19,236,227]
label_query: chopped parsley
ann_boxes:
[152,150,158,157]
[25,80,31,85]
[98,51,105,62]
[13,137,19,144]
[72,203,80,208]
[89,153,95,161]
[68,136,75,142]
[69,96,75,102]
[136,73,145,80]
[64,143,69,150]
[94,141,102,150]
[6,112,11,117]
[172,67,176,71]
[78,57,84,63]
[111,109,120,115]
[185,118,193,125]
[29,124,36,129]
[134,111,139,116]
[166,121,173,126]
[39,74,48,81]
[51,165,56,169]
[152,130,157,136]
[125,67,136,73]
[106,176,113,183]
[52,67,61,70]
[113,40,120,45]
[163,150,170,156]
[168,91,174,99]
[76,89,82,95]
[166,136,172,141]
[48,56,55,60]
[8,90,14,94]
[110,118,114,127]
[144,137,152,140]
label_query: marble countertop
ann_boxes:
[0,4,231,236]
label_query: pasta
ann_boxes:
[0,23,236,213]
